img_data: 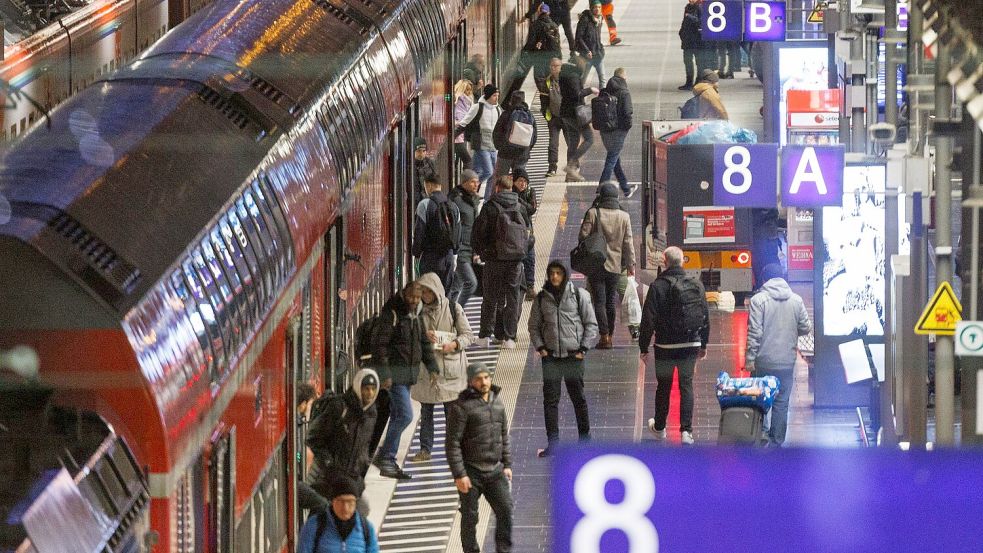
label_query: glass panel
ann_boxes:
[211,226,251,334]
[235,198,272,309]
[188,251,229,373]
[200,238,241,357]
[243,189,282,294]
[221,214,261,323]
[178,262,225,377]
[253,179,293,278]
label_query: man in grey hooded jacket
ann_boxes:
[745,263,812,446]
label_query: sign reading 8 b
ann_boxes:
[571,454,659,553]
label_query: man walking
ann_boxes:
[413,176,461,291]
[575,1,606,88]
[639,246,710,445]
[538,57,564,177]
[578,183,636,349]
[599,0,621,45]
[456,85,502,197]
[511,168,538,300]
[493,91,537,177]
[448,169,482,308]
[371,282,440,479]
[745,263,812,447]
[597,67,635,197]
[471,176,529,349]
[507,2,562,99]
[559,62,597,182]
[529,260,598,457]
[446,362,513,553]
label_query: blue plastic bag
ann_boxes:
[675,121,758,145]
[716,371,780,410]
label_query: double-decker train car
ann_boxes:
[0,0,525,550]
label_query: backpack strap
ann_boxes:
[314,508,328,551]
[361,514,371,546]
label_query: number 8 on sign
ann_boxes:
[571,454,659,553]
[722,145,752,194]
[701,1,743,41]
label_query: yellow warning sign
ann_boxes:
[914,281,963,335]
[808,1,827,24]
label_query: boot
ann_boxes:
[565,162,585,182]
[597,334,613,349]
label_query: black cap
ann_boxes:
[512,167,529,183]
[331,474,361,499]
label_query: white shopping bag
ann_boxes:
[622,276,643,326]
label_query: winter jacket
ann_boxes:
[448,185,481,259]
[414,156,438,203]
[297,508,378,553]
[412,191,461,257]
[446,384,512,477]
[679,3,704,50]
[529,278,599,361]
[457,98,502,151]
[638,267,711,358]
[540,74,562,120]
[411,274,475,404]
[454,94,473,144]
[602,75,633,131]
[558,63,593,118]
[692,82,729,120]
[746,278,812,371]
[493,96,538,159]
[305,368,379,490]
[578,201,636,274]
[524,13,562,56]
[575,10,604,59]
[526,0,571,20]
[515,186,537,220]
[471,191,529,261]
[371,293,439,385]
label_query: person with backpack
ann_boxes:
[370,282,439,479]
[298,475,379,553]
[575,0,605,88]
[456,85,502,198]
[448,169,482,309]
[409,272,475,461]
[677,0,706,90]
[529,260,599,458]
[690,69,729,120]
[413,176,461,292]
[471,176,529,349]
[594,67,635,198]
[505,2,562,99]
[559,62,598,182]
[511,168,538,300]
[577,183,636,349]
[639,246,710,446]
[305,368,380,517]
[492,91,537,178]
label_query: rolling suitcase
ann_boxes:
[718,406,764,445]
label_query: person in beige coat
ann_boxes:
[578,183,636,348]
[692,69,729,120]
[411,272,476,461]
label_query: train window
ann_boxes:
[222,213,262,320]
[243,188,283,293]
[200,238,241,358]
[254,178,293,273]
[342,77,368,167]
[211,226,255,334]
[171,270,217,375]
[360,62,384,137]
[189,251,230,373]
[236,197,274,307]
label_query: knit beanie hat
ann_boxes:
[483,84,499,100]
[467,362,492,380]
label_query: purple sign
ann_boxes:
[552,445,983,553]
[743,1,786,41]
[701,1,743,42]
[713,143,779,207]
[781,145,844,207]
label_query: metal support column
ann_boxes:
[906,193,929,447]
[961,120,983,445]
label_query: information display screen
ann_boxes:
[778,47,830,146]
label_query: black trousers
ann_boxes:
[543,359,590,443]
[652,355,698,432]
[560,115,594,166]
[368,387,390,458]
[419,250,455,292]
[455,142,473,170]
[554,11,575,55]
[459,467,513,553]
[479,259,523,340]
[589,270,621,336]
[547,116,562,170]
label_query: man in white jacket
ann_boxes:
[745,263,812,446]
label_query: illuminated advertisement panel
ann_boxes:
[778,46,830,146]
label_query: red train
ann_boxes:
[0,0,525,550]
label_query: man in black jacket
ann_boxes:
[558,62,597,182]
[447,362,513,553]
[414,137,438,206]
[492,91,538,178]
[371,283,439,479]
[678,0,705,90]
[505,2,562,99]
[511,168,538,299]
[306,368,379,516]
[413,176,461,291]
[598,68,635,197]
[448,169,482,308]
[638,246,710,446]
[575,1,605,88]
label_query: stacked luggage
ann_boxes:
[715,371,779,445]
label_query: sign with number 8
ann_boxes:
[701,1,743,42]
[712,143,779,207]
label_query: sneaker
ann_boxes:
[647,418,667,439]
[610,37,623,46]
[537,446,554,458]
[410,450,431,462]
[486,337,502,347]
[565,169,585,182]
[502,339,517,349]
[624,184,639,198]
[677,83,693,90]
[681,431,695,445]
[546,168,557,177]
[379,465,413,480]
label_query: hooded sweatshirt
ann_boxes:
[305,367,379,487]
[471,191,528,261]
[745,278,812,371]
[692,82,729,120]
[411,273,475,404]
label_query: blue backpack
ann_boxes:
[680,95,701,119]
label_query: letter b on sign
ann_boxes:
[701,1,743,41]
[713,143,778,207]
[781,145,844,207]
[743,1,786,41]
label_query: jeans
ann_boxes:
[547,116,562,170]
[449,259,478,308]
[377,384,412,463]
[480,260,523,340]
[682,48,700,85]
[419,402,453,453]
[419,250,455,292]
[589,270,621,336]
[522,246,535,289]
[581,55,605,88]
[561,115,594,166]
[599,129,628,191]
[759,367,794,446]
[652,355,698,432]
[459,467,513,553]
[474,149,498,198]
[455,142,473,170]
[543,361,590,442]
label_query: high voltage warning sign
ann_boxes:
[914,281,962,335]
[808,1,827,23]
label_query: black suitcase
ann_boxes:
[718,406,764,445]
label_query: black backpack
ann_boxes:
[664,275,706,340]
[353,311,397,367]
[426,197,461,252]
[313,508,371,549]
[679,95,700,119]
[591,91,620,132]
[462,102,485,149]
[494,202,530,261]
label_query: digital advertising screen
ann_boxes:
[777,46,830,146]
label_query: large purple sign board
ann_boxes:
[781,145,844,207]
[552,445,983,553]
[744,1,786,41]
[713,143,779,207]
[701,1,743,41]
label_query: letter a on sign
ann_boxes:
[781,145,844,207]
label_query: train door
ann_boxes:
[324,222,347,391]
[447,22,468,183]
[208,427,235,553]
[393,100,418,289]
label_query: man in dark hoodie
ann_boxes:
[493,91,538,178]
[575,0,606,88]
[598,67,635,197]
[370,283,439,479]
[471,176,529,349]
[414,137,439,206]
[559,62,598,182]
[413,176,461,291]
[528,261,598,457]
[448,169,482,308]
[511,168,538,300]
[505,2,562,99]
[677,0,705,90]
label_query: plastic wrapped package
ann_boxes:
[715,371,780,410]
[675,121,758,145]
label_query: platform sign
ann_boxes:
[552,445,983,553]
[956,321,983,356]
[744,1,786,41]
[915,281,963,335]
[780,145,843,207]
[701,1,743,41]
[712,144,778,207]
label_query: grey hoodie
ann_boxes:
[745,278,812,371]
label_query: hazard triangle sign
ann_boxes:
[808,1,826,24]
[914,281,962,335]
